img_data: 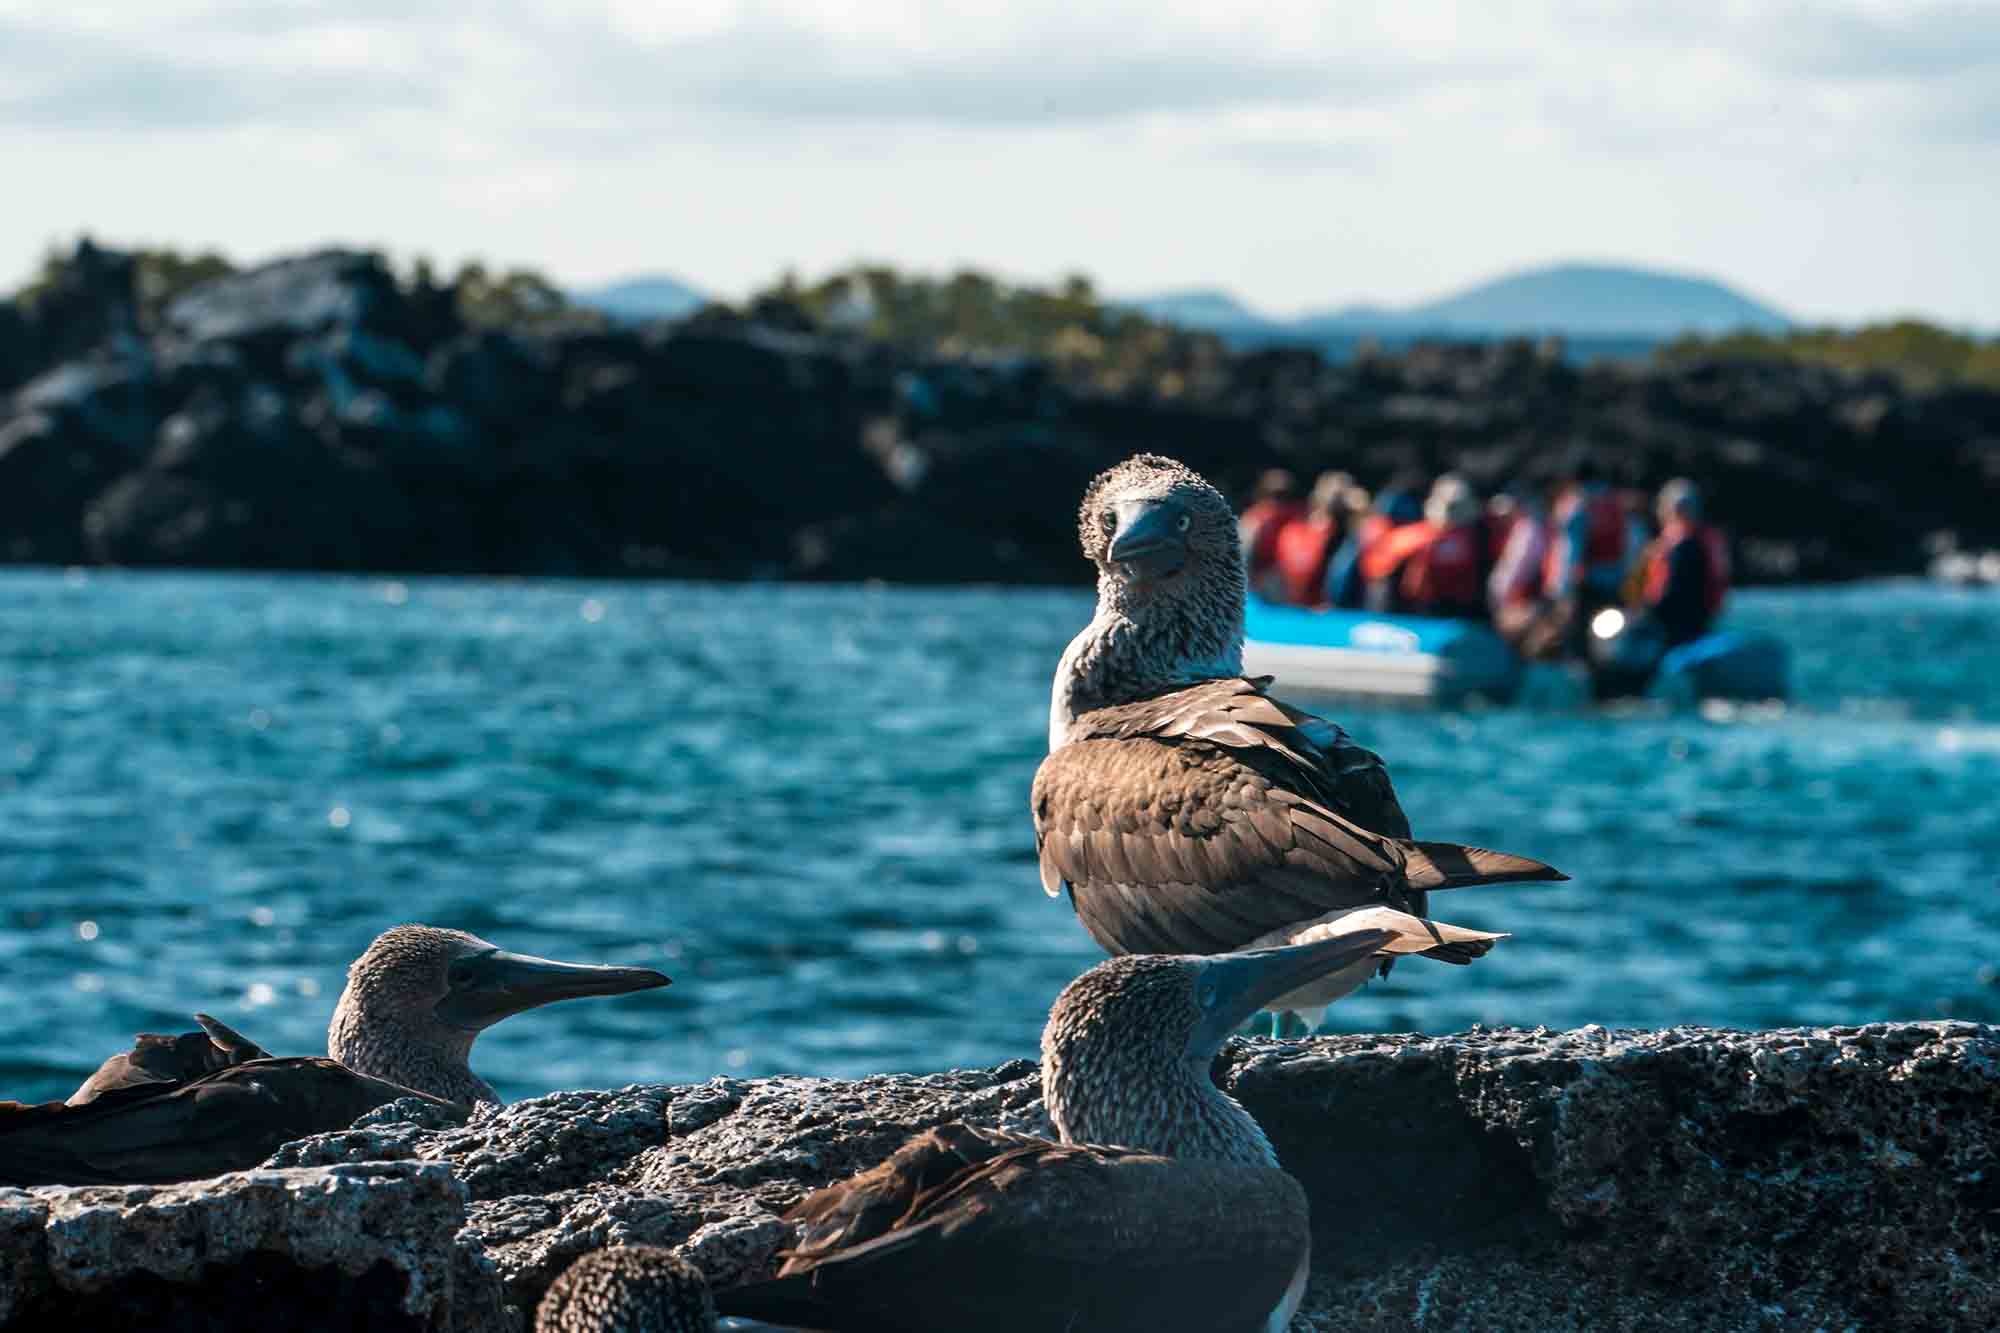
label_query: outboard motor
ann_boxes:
[1585,607,1666,700]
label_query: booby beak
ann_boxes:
[1107,499,1188,579]
[1187,928,1396,1054]
[435,948,672,1030]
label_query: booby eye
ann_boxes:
[1196,979,1218,1009]
[1100,509,1117,533]
[1174,513,1191,533]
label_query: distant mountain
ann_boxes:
[570,274,708,323]
[1119,288,1271,331]
[1299,263,1789,338]
[1123,262,1790,344]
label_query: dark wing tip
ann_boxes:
[1405,841,1565,891]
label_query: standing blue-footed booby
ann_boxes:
[714,923,1409,1333]
[1033,453,1563,1027]
[1,925,670,1185]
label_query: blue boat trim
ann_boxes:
[1243,595,1788,704]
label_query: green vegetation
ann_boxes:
[17,242,237,324]
[1661,321,2000,389]
[438,260,594,330]
[748,265,1231,396]
[13,239,598,334]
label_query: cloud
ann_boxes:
[0,10,438,132]
[5,0,1994,155]
[0,0,1993,325]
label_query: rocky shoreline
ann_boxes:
[4,1022,1995,1331]
[5,244,1999,587]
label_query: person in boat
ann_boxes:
[1325,469,1426,608]
[1358,475,1491,619]
[1238,469,1304,601]
[1269,471,1358,607]
[1632,478,1730,646]
[1487,485,1567,658]
[1544,456,1635,651]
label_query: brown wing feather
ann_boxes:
[1032,676,1561,960]
[722,1125,1309,1333]
[68,1016,272,1106]
[1033,737,1413,957]
[1,1059,448,1186]
[1033,677,1467,958]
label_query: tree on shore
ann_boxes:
[1661,321,2000,389]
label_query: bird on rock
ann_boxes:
[714,921,1421,1333]
[0,925,670,1185]
[1032,453,1563,1029]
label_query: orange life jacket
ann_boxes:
[1271,515,1340,607]
[1359,520,1436,586]
[1643,521,1731,618]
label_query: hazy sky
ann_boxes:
[3,0,1996,324]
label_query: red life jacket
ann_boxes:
[1543,488,1630,589]
[1402,522,1487,613]
[1240,499,1305,576]
[1271,515,1340,606]
[1644,521,1731,617]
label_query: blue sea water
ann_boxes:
[1,570,1997,1106]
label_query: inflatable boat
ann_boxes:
[1241,597,1789,707]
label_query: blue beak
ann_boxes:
[1107,500,1188,578]
[1188,929,1395,1053]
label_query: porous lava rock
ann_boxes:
[3,1024,1996,1330]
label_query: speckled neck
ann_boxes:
[328,1001,495,1106]
[1049,561,1246,751]
[1043,1037,1276,1169]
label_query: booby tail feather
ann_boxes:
[1401,841,1566,892]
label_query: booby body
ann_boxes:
[714,924,1407,1333]
[1033,454,1563,1025]
[4,925,670,1186]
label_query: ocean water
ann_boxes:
[1,571,1997,1106]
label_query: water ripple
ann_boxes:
[0,571,1995,1103]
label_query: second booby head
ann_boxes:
[327,924,672,1106]
[5,925,670,1186]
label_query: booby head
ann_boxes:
[1078,453,1241,611]
[1040,928,1393,1168]
[328,925,672,1106]
[536,1246,715,1333]
[1053,455,1247,746]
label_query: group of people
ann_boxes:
[1239,459,1732,657]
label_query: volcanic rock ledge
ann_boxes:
[7,244,2000,584]
[3,1023,1996,1331]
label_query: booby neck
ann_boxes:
[1049,577,1245,752]
[1039,964,1276,1169]
[328,1004,494,1106]
[1045,1040,1277,1168]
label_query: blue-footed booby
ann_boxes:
[713,922,1413,1333]
[0,925,669,1185]
[1032,454,1563,1027]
